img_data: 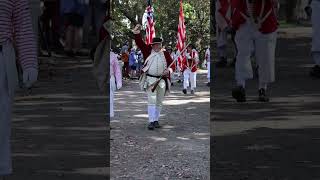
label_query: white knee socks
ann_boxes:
[148,105,156,123]
[155,106,162,122]
[148,105,162,122]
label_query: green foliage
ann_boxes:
[113,0,210,60]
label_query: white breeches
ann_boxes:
[217,28,228,58]
[235,21,277,84]
[146,78,166,122]
[183,69,197,90]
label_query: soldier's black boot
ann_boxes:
[310,65,320,78]
[182,89,187,94]
[258,88,269,102]
[232,86,246,102]
[148,122,155,130]
[154,121,161,128]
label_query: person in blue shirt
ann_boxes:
[60,0,89,56]
[129,48,138,79]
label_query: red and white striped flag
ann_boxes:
[145,5,156,45]
[176,0,186,70]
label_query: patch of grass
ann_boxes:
[279,20,298,28]
[279,20,311,28]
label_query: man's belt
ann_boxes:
[147,74,161,78]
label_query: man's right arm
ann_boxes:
[134,33,147,53]
[132,24,151,59]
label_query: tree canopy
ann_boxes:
[112,0,210,60]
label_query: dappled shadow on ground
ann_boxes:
[212,35,320,179]
[212,127,320,180]
[11,56,108,180]
[111,71,210,179]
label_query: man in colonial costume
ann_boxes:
[306,0,320,78]
[215,0,236,67]
[132,24,175,130]
[0,0,38,178]
[231,0,278,102]
[182,44,199,95]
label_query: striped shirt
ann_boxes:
[0,0,37,70]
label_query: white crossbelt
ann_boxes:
[239,0,273,29]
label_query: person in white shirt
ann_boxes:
[205,47,211,86]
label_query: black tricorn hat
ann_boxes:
[187,44,194,48]
[151,37,163,45]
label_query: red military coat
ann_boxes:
[231,0,278,34]
[181,49,199,73]
[216,0,232,30]
[134,34,175,73]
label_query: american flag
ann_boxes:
[145,3,156,45]
[176,0,186,70]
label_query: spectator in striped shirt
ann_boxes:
[0,0,38,178]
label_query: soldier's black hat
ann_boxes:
[151,37,163,45]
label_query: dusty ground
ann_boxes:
[10,54,109,180]
[111,70,210,179]
[212,27,320,180]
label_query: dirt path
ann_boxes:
[212,27,320,180]
[11,54,109,180]
[111,70,210,179]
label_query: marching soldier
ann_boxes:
[215,0,237,67]
[182,44,199,94]
[231,0,279,102]
[132,24,175,130]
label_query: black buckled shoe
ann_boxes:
[232,86,246,102]
[182,89,187,94]
[310,65,320,78]
[191,90,195,94]
[148,122,155,130]
[154,121,161,128]
[258,88,269,102]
